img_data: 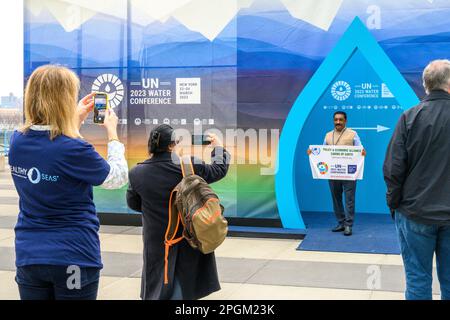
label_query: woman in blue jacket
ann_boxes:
[9,65,128,300]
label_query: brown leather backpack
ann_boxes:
[163,155,228,284]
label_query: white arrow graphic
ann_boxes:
[351,125,390,133]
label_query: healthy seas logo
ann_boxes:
[311,147,321,156]
[317,162,329,175]
[331,81,351,101]
[11,166,59,184]
[27,168,41,184]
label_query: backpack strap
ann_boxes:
[180,155,195,177]
[163,155,195,285]
[164,189,184,285]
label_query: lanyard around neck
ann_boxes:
[332,127,347,145]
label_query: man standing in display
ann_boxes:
[309,111,365,236]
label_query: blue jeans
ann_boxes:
[395,212,450,300]
[16,265,101,300]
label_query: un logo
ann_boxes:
[91,74,124,109]
[331,81,351,101]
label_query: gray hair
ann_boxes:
[422,59,450,94]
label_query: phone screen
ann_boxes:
[94,94,107,124]
[192,135,211,145]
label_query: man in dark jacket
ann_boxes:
[383,59,450,300]
[126,124,230,300]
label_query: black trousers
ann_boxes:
[328,180,357,227]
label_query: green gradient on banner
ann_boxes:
[94,186,130,214]
[93,163,277,219]
[94,164,240,215]
[237,164,278,219]
[209,164,238,218]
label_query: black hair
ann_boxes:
[148,124,175,154]
[334,111,347,120]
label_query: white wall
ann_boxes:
[0,0,24,98]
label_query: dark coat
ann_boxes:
[126,147,230,300]
[383,90,450,225]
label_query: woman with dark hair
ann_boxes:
[126,124,230,300]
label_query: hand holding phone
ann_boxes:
[102,109,119,141]
[207,133,223,148]
[77,93,95,127]
[94,92,109,124]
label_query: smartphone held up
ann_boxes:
[191,135,212,146]
[93,92,108,124]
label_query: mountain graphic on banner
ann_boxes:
[275,17,419,229]
[25,0,344,38]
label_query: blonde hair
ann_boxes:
[21,65,81,140]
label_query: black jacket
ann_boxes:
[126,147,230,300]
[383,90,450,225]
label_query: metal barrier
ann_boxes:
[0,129,15,171]
[0,129,14,156]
